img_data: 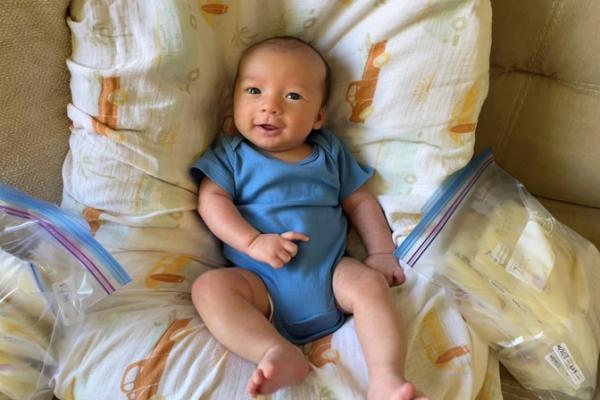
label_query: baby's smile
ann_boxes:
[255,123,282,136]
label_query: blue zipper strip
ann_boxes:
[0,184,130,287]
[2,205,115,293]
[395,149,494,263]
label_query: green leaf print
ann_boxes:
[318,385,337,400]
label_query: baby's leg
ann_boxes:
[332,257,428,400]
[192,268,310,397]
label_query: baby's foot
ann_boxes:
[368,372,427,400]
[247,344,310,398]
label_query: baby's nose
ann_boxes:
[261,98,281,114]
[261,106,280,114]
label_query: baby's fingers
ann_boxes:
[392,267,406,286]
[280,231,309,242]
[278,250,292,264]
[269,256,285,269]
[281,240,299,258]
[269,251,292,269]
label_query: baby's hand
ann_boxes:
[364,253,405,287]
[247,232,309,269]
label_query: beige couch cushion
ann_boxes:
[476,0,600,250]
[0,0,71,205]
[477,2,600,396]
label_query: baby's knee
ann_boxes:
[343,266,389,301]
[191,270,216,306]
[192,268,267,311]
[192,269,247,305]
[358,268,389,295]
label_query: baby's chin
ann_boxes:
[241,135,284,151]
[256,140,300,155]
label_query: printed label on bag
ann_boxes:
[545,351,570,385]
[545,343,585,388]
[52,277,82,326]
[506,221,554,292]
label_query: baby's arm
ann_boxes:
[198,177,308,268]
[342,185,405,286]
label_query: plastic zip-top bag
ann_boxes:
[0,184,131,400]
[396,150,600,400]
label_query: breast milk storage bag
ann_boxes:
[0,184,130,400]
[396,150,600,400]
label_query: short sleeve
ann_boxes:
[190,136,236,196]
[334,136,374,200]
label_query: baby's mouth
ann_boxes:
[258,124,278,131]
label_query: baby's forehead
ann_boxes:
[235,38,330,102]
[238,45,326,84]
[241,42,319,66]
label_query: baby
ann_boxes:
[190,36,426,400]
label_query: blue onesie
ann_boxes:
[190,128,373,344]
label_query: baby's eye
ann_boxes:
[246,87,261,95]
[286,92,302,100]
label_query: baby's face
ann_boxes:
[233,45,326,154]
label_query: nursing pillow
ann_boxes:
[63,0,491,248]
[55,1,494,399]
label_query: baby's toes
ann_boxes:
[247,369,266,397]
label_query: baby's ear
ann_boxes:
[221,115,238,136]
[313,105,326,129]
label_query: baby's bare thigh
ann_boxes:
[195,267,271,317]
[332,257,388,314]
[232,267,272,317]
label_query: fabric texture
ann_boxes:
[62,0,491,246]
[53,267,491,400]
[0,0,71,205]
[191,129,373,344]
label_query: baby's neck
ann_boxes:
[264,142,314,163]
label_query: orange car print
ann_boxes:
[419,309,470,369]
[92,76,126,143]
[145,255,191,289]
[82,207,104,235]
[120,318,192,400]
[346,40,388,123]
[448,75,486,143]
[435,345,470,364]
[199,1,229,27]
[201,3,228,14]
[92,76,119,135]
[304,334,339,367]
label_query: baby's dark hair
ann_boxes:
[234,36,332,106]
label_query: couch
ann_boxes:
[477,2,600,397]
[1,1,598,399]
